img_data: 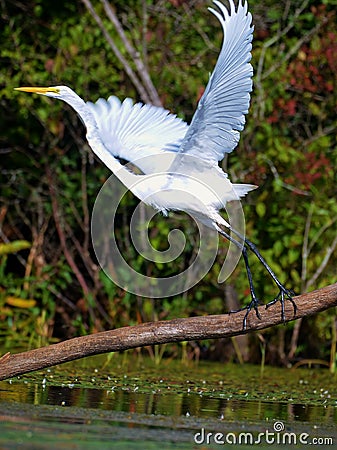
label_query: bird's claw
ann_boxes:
[243,296,261,329]
[230,285,296,330]
[265,286,297,322]
[230,296,261,330]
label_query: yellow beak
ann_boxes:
[14,87,60,94]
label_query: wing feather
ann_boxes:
[86,96,188,173]
[176,0,254,163]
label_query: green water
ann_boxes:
[0,355,336,449]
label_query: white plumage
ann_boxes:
[16,0,295,326]
[86,96,188,173]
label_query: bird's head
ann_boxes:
[14,85,87,117]
[15,85,75,100]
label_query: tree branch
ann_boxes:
[100,0,161,106]
[46,168,90,297]
[1,283,336,381]
[81,0,157,105]
[306,235,337,291]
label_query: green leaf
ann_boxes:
[0,240,31,255]
[256,202,266,218]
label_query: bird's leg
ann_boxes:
[229,229,297,321]
[240,247,262,328]
[218,229,261,329]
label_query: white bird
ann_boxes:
[15,0,295,327]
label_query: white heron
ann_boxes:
[15,0,295,327]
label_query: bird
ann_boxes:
[15,0,295,328]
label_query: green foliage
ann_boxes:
[1,0,336,364]
[0,240,31,255]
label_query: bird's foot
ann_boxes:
[243,296,262,330]
[265,285,297,323]
[230,294,261,330]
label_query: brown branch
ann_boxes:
[100,0,162,106]
[46,168,90,297]
[261,18,327,81]
[81,0,153,104]
[1,283,336,381]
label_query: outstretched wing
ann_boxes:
[176,0,253,163]
[86,96,188,174]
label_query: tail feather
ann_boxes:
[233,183,258,198]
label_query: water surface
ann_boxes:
[1,354,336,448]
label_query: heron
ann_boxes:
[15,0,295,328]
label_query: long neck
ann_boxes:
[66,91,139,188]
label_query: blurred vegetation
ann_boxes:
[0,0,336,366]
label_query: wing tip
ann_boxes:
[209,0,252,28]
